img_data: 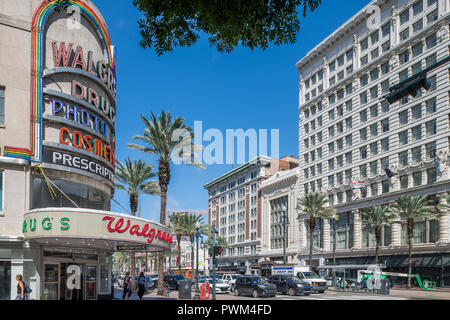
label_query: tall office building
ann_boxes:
[296,0,450,285]
[204,156,298,274]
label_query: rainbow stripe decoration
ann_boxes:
[4,0,115,162]
[3,147,32,161]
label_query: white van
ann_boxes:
[293,267,328,293]
[271,266,328,293]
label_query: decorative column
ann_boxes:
[323,218,331,251]
[353,34,360,71]
[323,57,329,91]
[391,6,399,47]
[439,193,449,243]
[352,210,362,249]
[299,217,308,250]
[262,195,270,250]
[438,0,449,17]
[299,76,305,106]
[289,189,296,245]
[391,219,402,246]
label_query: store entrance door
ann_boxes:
[60,263,84,300]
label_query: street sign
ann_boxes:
[116,245,146,251]
[271,266,294,275]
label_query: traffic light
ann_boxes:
[213,246,222,256]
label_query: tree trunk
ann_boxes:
[309,218,315,271]
[408,218,414,289]
[130,196,138,290]
[177,234,182,272]
[130,252,136,289]
[157,161,170,296]
[145,253,148,273]
[332,220,336,265]
[375,225,381,265]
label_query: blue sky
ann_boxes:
[94,0,368,222]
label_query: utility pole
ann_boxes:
[282,212,289,265]
[332,218,337,286]
[194,222,201,300]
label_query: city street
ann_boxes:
[113,285,450,301]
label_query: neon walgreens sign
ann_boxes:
[102,216,173,244]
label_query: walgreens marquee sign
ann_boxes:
[23,209,172,250]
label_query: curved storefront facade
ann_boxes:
[0,0,170,300]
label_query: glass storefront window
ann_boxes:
[100,265,109,293]
[402,220,437,244]
[383,226,392,246]
[31,176,110,211]
[44,264,59,300]
[429,220,439,243]
[337,232,346,249]
[0,261,11,300]
[85,266,97,300]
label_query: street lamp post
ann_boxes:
[194,222,201,300]
[211,226,218,300]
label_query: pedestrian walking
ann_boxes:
[137,272,146,300]
[15,274,28,300]
[122,272,132,300]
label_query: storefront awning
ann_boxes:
[22,208,173,252]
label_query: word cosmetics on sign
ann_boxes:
[59,127,115,167]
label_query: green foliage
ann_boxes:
[129,110,205,169]
[132,0,323,55]
[390,195,442,222]
[361,205,396,228]
[297,192,335,220]
[204,236,229,249]
[115,158,160,215]
[170,212,209,238]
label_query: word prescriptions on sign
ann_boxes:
[43,148,114,182]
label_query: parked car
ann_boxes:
[153,274,186,290]
[220,274,244,292]
[144,276,155,289]
[234,276,277,298]
[196,277,230,294]
[268,274,312,296]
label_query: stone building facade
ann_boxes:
[204,156,299,274]
[296,0,450,286]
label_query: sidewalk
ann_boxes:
[112,285,235,300]
[113,285,178,300]
[329,286,450,300]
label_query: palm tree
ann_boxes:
[390,195,442,288]
[129,110,205,295]
[169,213,187,273]
[361,205,396,264]
[115,158,160,289]
[182,213,208,279]
[204,236,230,272]
[216,237,230,272]
[297,193,335,271]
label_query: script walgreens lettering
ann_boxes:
[102,216,173,244]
